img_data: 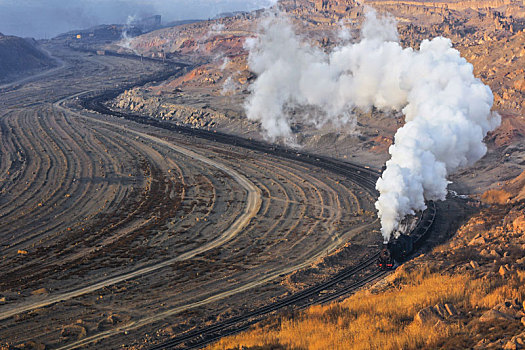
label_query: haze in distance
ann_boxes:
[0,0,277,39]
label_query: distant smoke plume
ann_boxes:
[198,22,226,56]
[221,76,239,95]
[119,15,138,52]
[245,9,500,242]
[0,0,278,39]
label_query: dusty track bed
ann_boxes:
[0,44,380,349]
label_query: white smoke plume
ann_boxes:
[197,21,226,57]
[119,15,138,52]
[220,56,231,70]
[245,9,501,242]
[221,76,239,95]
[337,19,353,43]
[244,13,357,140]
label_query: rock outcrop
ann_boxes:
[415,303,458,324]
[112,88,228,129]
[482,170,525,204]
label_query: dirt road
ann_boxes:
[0,42,380,349]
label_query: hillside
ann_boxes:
[110,0,525,192]
[0,33,56,83]
[209,170,525,349]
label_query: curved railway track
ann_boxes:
[81,93,380,193]
[51,95,382,349]
[148,254,383,350]
[146,204,436,350]
[0,45,437,349]
[76,92,437,350]
[181,270,389,350]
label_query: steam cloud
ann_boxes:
[245,10,501,242]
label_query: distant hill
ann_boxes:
[0,33,57,83]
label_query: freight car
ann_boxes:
[378,201,436,270]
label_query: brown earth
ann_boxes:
[99,1,525,348]
[108,0,524,198]
[0,39,382,349]
[2,0,525,349]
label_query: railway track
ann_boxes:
[77,89,437,350]
[0,44,440,349]
[181,269,390,350]
[80,94,380,193]
[152,200,435,350]
[148,252,382,350]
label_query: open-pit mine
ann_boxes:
[1,0,525,349]
[0,38,386,349]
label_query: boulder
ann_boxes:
[504,332,525,350]
[493,300,523,318]
[481,248,492,258]
[491,249,502,257]
[445,303,457,316]
[513,215,525,233]
[469,236,486,246]
[514,334,525,346]
[504,340,518,350]
[479,309,515,322]
[415,306,443,324]
[434,303,449,319]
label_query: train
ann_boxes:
[79,81,433,273]
[377,201,436,270]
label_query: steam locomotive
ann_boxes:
[377,201,436,270]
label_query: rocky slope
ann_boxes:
[111,0,524,182]
[0,34,56,83]
[458,30,525,114]
[112,87,230,129]
[209,171,525,349]
[115,14,256,63]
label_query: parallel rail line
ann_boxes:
[79,78,436,350]
[166,201,435,350]
[180,269,390,350]
[148,252,382,350]
[80,94,380,194]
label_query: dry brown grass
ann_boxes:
[208,266,525,350]
[481,189,512,205]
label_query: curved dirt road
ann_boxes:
[0,42,380,349]
[0,96,262,322]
